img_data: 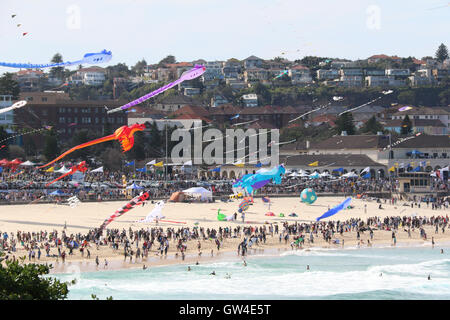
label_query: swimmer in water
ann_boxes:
[225,273,231,279]
[441,249,444,254]
[243,260,247,266]
[210,271,216,275]
[143,265,147,270]
[196,261,199,265]
[428,274,431,280]
[307,265,310,270]
[187,266,191,271]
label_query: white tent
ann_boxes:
[342,172,358,178]
[320,171,331,177]
[20,160,36,166]
[289,171,301,177]
[90,166,104,173]
[55,166,71,174]
[182,187,213,201]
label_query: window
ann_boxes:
[59,117,65,123]
[41,97,47,102]
[95,117,99,124]
[74,108,78,113]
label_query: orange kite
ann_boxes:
[45,161,88,187]
[39,123,146,169]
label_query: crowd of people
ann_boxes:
[0,211,448,266]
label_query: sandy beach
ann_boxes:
[0,196,449,274]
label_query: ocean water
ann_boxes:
[55,246,450,300]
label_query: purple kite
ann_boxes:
[107,65,206,114]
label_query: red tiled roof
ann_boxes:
[174,114,212,123]
[165,62,193,68]
[16,69,44,76]
[170,105,209,117]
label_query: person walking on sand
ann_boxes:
[392,231,396,246]
[104,259,108,268]
[95,256,99,267]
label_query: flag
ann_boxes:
[255,162,262,168]
[230,114,240,120]
[410,162,415,167]
[394,162,399,168]
[234,162,244,168]
[361,167,370,174]
[210,166,221,172]
[154,161,163,167]
[136,167,147,173]
[333,168,344,172]
[419,161,426,167]
[45,167,54,172]
[399,163,405,169]
[125,160,135,166]
[362,172,371,179]
[0,167,2,173]
[388,166,395,172]
[411,166,421,172]
[308,161,318,167]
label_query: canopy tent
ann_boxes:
[49,190,66,196]
[288,172,301,177]
[320,171,331,177]
[126,182,144,190]
[169,191,185,202]
[7,159,22,167]
[341,172,358,178]
[55,166,71,174]
[309,172,320,179]
[20,160,36,166]
[90,166,104,173]
[182,187,213,201]
[299,171,310,178]
[0,159,9,166]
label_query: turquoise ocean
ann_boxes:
[55,245,450,300]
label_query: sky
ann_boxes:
[0,0,448,74]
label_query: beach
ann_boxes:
[0,196,449,274]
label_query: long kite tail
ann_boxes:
[107,78,183,114]
[0,60,81,69]
[45,170,74,187]
[38,134,115,169]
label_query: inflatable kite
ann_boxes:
[0,100,27,114]
[234,165,286,194]
[107,65,206,114]
[300,188,317,204]
[273,70,288,80]
[45,161,88,187]
[137,201,165,223]
[238,199,251,213]
[217,209,234,221]
[99,191,150,230]
[0,49,112,69]
[39,123,146,168]
[398,106,413,112]
[316,197,352,221]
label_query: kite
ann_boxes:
[398,106,413,112]
[271,139,296,146]
[289,102,332,123]
[0,49,112,69]
[12,14,16,18]
[235,165,286,194]
[38,123,146,168]
[0,126,52,145]
[300,188,317,204]
[0,100,27,115]
[17,24,21,27]
[0,145,5,150]
[232,119,258,126]
[99,192,150,230]
[339,90,394,116]
[136,200,165,223]
[106,65,206,114]
[230,114,240,120]
[45,161,88,187]
[273,70,288,80]
[238,199,251,212]
[333,96,344,101]
[22,33,28,36]
[316,197,351,221]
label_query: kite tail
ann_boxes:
[39,134,115,168]
[45,170,74,187]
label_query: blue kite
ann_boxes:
[316,197,352,221]
[233,165,286,194]
[0,49,112,69]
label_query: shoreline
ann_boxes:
[48,236,450,275]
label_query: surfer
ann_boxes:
[210,271,216,276]
[143,265,147,270]
[306,265,310,270]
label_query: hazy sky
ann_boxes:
[0,0,448,74]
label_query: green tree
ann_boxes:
[435,43,449,63]
[43,129,60,162]
[158,55,176,67]
[0,73,20,99]
[335,112,356,135]
[131,59,147,77]
[0,126,9,158]
[401,115,412,135]
[0,252,72,300]
[397,90,416,105]
[360,115,384,134]
[49,53,65,80]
